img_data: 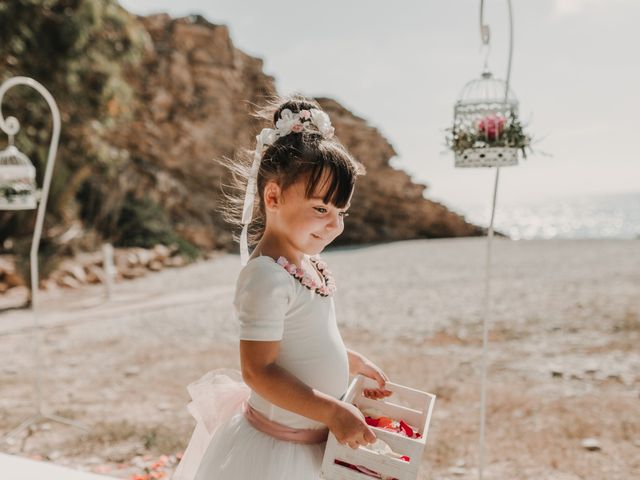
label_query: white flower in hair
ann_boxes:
[271,107,336,141]
[275,109,299,136]
[310,109,335,138]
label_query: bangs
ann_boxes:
[301,143,357,208]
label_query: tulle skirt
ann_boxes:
[172,368,326,480]
[193,411,326,479]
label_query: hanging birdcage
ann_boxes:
[0,144,38,210]
[449,70,529,168]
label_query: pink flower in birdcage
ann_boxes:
[299,109,311,120]
[477,114,506,142]
[291,123,304,133]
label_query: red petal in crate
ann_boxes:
[334,460,381,479]
[400,455,411,462]
[377,417,394,428]
[399,420,414,437]
[365,416,380,427]
[354,464,383,478]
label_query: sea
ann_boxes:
[454,192,640,240]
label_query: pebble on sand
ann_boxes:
[581,438,601,451]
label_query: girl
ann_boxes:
[173,97,393,480]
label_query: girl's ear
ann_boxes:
[263,181,282,211]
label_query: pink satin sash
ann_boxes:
[242,401,329,444]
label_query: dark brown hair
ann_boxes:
[220,95,366,248]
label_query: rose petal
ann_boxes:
[399,420,414,438]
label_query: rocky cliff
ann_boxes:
[0,1,482,275]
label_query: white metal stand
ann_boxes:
[476,2,513,479]
[1,76,90,445]
[478,167,499,480]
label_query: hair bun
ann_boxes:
[272,97,322,127]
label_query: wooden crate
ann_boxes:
[321,375,435,480]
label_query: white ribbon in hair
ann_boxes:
[239,108,335,265]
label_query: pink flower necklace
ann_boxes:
[276,255,336,297]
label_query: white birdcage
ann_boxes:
[321,375,435,480]
[0,144,38,210]
[451,70,523,168]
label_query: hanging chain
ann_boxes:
[480,0,491,71]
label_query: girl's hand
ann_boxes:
[328,401,377,449]
[357,355,393,400]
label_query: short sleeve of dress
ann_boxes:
[233,258,293,341]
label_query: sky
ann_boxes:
[120,0,640,216]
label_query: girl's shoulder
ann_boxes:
[236,255,295,292]
[234,256,296,340]
[234,256,297,316]
[240,255,289,275]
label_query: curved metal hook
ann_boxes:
[504,0,514,105]
[0,76,61,308]
[478,0,514,104]
[480,0,491,45]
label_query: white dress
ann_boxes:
[174,255,350,480]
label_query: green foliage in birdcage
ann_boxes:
[446,112,533,159]
[0,182,33,202]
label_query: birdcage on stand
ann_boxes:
[0,143,38,210]
[444,2,537,480]
[1,76,90,445]
[449,69,529,168]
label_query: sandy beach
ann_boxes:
[1,238,639,479]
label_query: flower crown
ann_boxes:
[257,108,335,148]
[239,107,336,265]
